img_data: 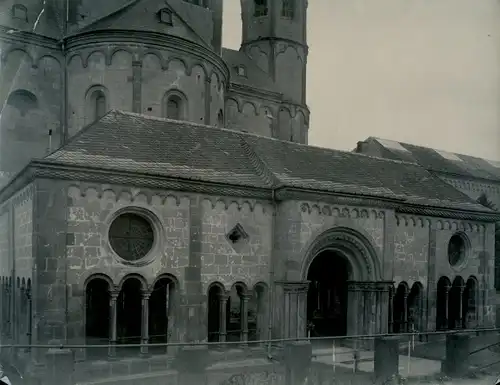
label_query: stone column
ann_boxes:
[140,290,150,356]
[240,293,250,344]
[347,282,360,337]
[444,284,450,329]
[403,291,409,333]
[108,290,119,358]
[388,285,394,333]
[458,285,465,329]
[26,288,32,352]
[278,281,309,340]
[218,292,228,344]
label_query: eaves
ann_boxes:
[227,83,282,104]
[63,30,230,82]
[0,26,60,50]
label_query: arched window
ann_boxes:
[95,91,106,120]
[163,91,187,121]
[167,97,180,120]
[217,109,224,127]
[254,0,268,17]
[85,86,108,123]
[12,4,27,22]
[281,0,295,19]
[6,89,38,116]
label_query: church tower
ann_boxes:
[240,0,308,105]
[240,0,309,143]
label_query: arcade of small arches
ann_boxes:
[0,277,32,345]
[84,274,269,356]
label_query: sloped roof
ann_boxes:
[75,0,212,48]
[45,111,492,214]
[222,48,279,94]
[364,137,500,182]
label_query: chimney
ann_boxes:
[356,140,369,154]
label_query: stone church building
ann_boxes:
[0,0,498,362]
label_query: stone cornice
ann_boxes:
[62,30,229,83]
[241,37,308,51]
[0,26,60,50]
[433,170,500,185]
[227,83,283,103]
[1,161,499,223]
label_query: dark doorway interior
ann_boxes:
[207,285,223,342]
[85,278,110,341]
[307,251,349,337]
[117,278,142,343]
[149,278,173,344]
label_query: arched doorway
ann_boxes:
[117,278,142,344]
[306,250,349,337]
[436,276,451,330]
[393,283,409,333]
[449,276,465,329]
[462,277,478,329]
[207,283,226,343]
[149,276,176,353]
[85,278,110,343]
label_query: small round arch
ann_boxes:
[117,273,148,291]
[162,89,188,121]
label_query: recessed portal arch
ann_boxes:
[302,227,384,338]
[301,227,382,282]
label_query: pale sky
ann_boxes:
[223,0,500,161]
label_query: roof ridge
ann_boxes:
[372,136,500,163]
[112,111,426,168]
[237,136,281,188]
[67,0,141,37]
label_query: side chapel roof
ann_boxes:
[44,110,493,216]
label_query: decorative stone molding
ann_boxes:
[67,182,269,213]
[299,202,385,220]
[276,280,310,293]
[395,214,431,228]
[347,280,394,292]
[64,31,229,89]
[434,219,483,233]
[440,176,500,195]
[301,227,382,281]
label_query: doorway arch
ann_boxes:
[301,227,385,338]
[301,227,382,283]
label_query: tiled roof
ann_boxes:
[45,111,491,213]
[366,137,500,182]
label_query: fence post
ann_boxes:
[442,332,470,377]
[285,341,312,385]
[174,345,209,385]
[44,346,74,385]
[374,336,400,383]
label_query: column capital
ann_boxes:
[241,293,252,301]
[141,290,151,299]
[218,292,229,301]
[109,290,120,299]
[277,280,310,293]
[347,280,394,292]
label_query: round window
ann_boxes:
[109,213,154,262]
[448,234,466,267]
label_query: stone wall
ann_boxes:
[0,46,62,177]
[439,176,500,209]
[276,201,386,282]
[60,182,272,345]
[0,182,34,346]
[66,45,226,136]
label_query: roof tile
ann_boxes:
[46,111,490,213]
